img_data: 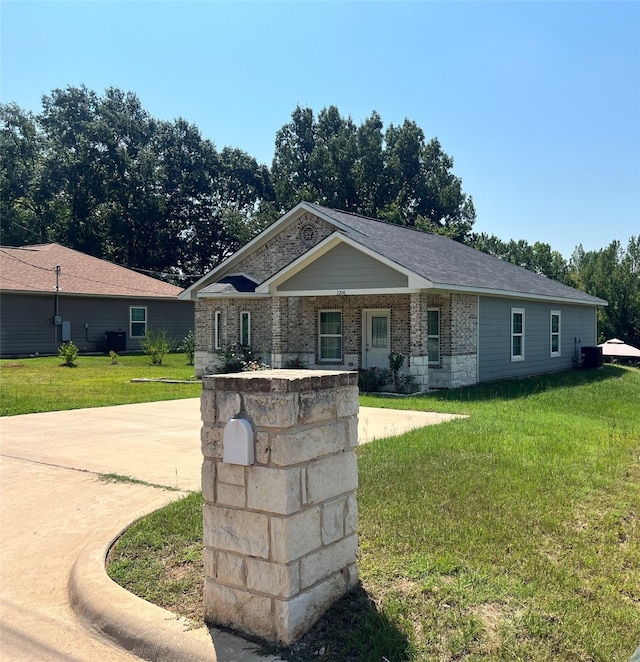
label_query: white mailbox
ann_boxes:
[222,418,255,465]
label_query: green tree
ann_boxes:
[569,237,640,346]
[471,233,570,283]
[271,105,476,241]
[1,86,276,285]
[0,103,51,245]
[38,85,110,255]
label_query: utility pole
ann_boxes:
[54,265,61,352]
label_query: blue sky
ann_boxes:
[2,1,639,258]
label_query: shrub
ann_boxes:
[139,329,176,365]
[181,330,195,366]
[285,355,306,369]
[216,344,269,373]
[395,372,419,394]
[58,341,79,367]
[388,352,405,391]
[358,367,392,392]
[386,352,419,394]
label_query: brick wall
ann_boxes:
[193,211,480,386]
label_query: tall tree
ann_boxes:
[38,85,110,255]
[1,86,276,284]
[271,105,476,240]
[271,106,317,209]
[569,237,640,346]
[471,233,570,283]
[0,103,51,245]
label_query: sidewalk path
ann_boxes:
[0,398,462,661]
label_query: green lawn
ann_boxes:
[0,353,201,416]
[106,365,640,661]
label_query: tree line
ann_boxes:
[1,86,637,345]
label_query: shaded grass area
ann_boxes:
[108,366,639,660]
[107,491,205,625]
[0,353,201,416]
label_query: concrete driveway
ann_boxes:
[0,398,462,661]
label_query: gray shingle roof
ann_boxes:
[306,203,606,305]
[200,275,258,294]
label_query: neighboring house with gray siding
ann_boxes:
[1,243,193,357]
[180,202,606,388]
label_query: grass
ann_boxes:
[106,365,640,661]
[0,352,201,416]
[106,491,205,624]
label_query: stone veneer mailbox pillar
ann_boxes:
[200,369,359,645]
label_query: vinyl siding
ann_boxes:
[277,242,408,292]
[0,292,193,356]
[478,296,597,382]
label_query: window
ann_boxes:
[427,308,440,364]
[371,316,388,348]
[319,310,342,361]
[130,306,147,338]
[214,311,222,350]
[511,308,525,361]
[550,310,561,357]
[240,311,250,347]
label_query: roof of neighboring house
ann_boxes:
[0,243,182,298]
[180,202,607,306]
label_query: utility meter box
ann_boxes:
[222,418,254,465]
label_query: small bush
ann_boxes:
[358,367,392,392]
[285,355,306,369]
[58,341,79,367]
[181,330,195,366]
[217,344,269,373]
[395,372,419,394]
[139,329,176,365]
[388,352,405,391]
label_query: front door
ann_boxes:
[363,309,390,369]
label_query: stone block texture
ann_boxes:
[201,369,359,645]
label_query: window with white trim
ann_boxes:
[427,308,440,364]
[240,311,250,347]
[511,308,525,361]
[319,310,342,361]
[130,306,147,338]
[550,310,561,357]
[214,311,222,350]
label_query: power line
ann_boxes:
[0,250,185,295]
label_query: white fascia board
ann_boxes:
[430,282,607,307]
[179,202,321,300]
[256,232,433,294]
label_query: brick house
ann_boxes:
[180,202,606,388]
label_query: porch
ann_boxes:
[194,291,479,390]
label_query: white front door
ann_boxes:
[363,310,390,369]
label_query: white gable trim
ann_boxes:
[255,232,433,295]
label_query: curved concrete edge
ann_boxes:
[69,524,217,662]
